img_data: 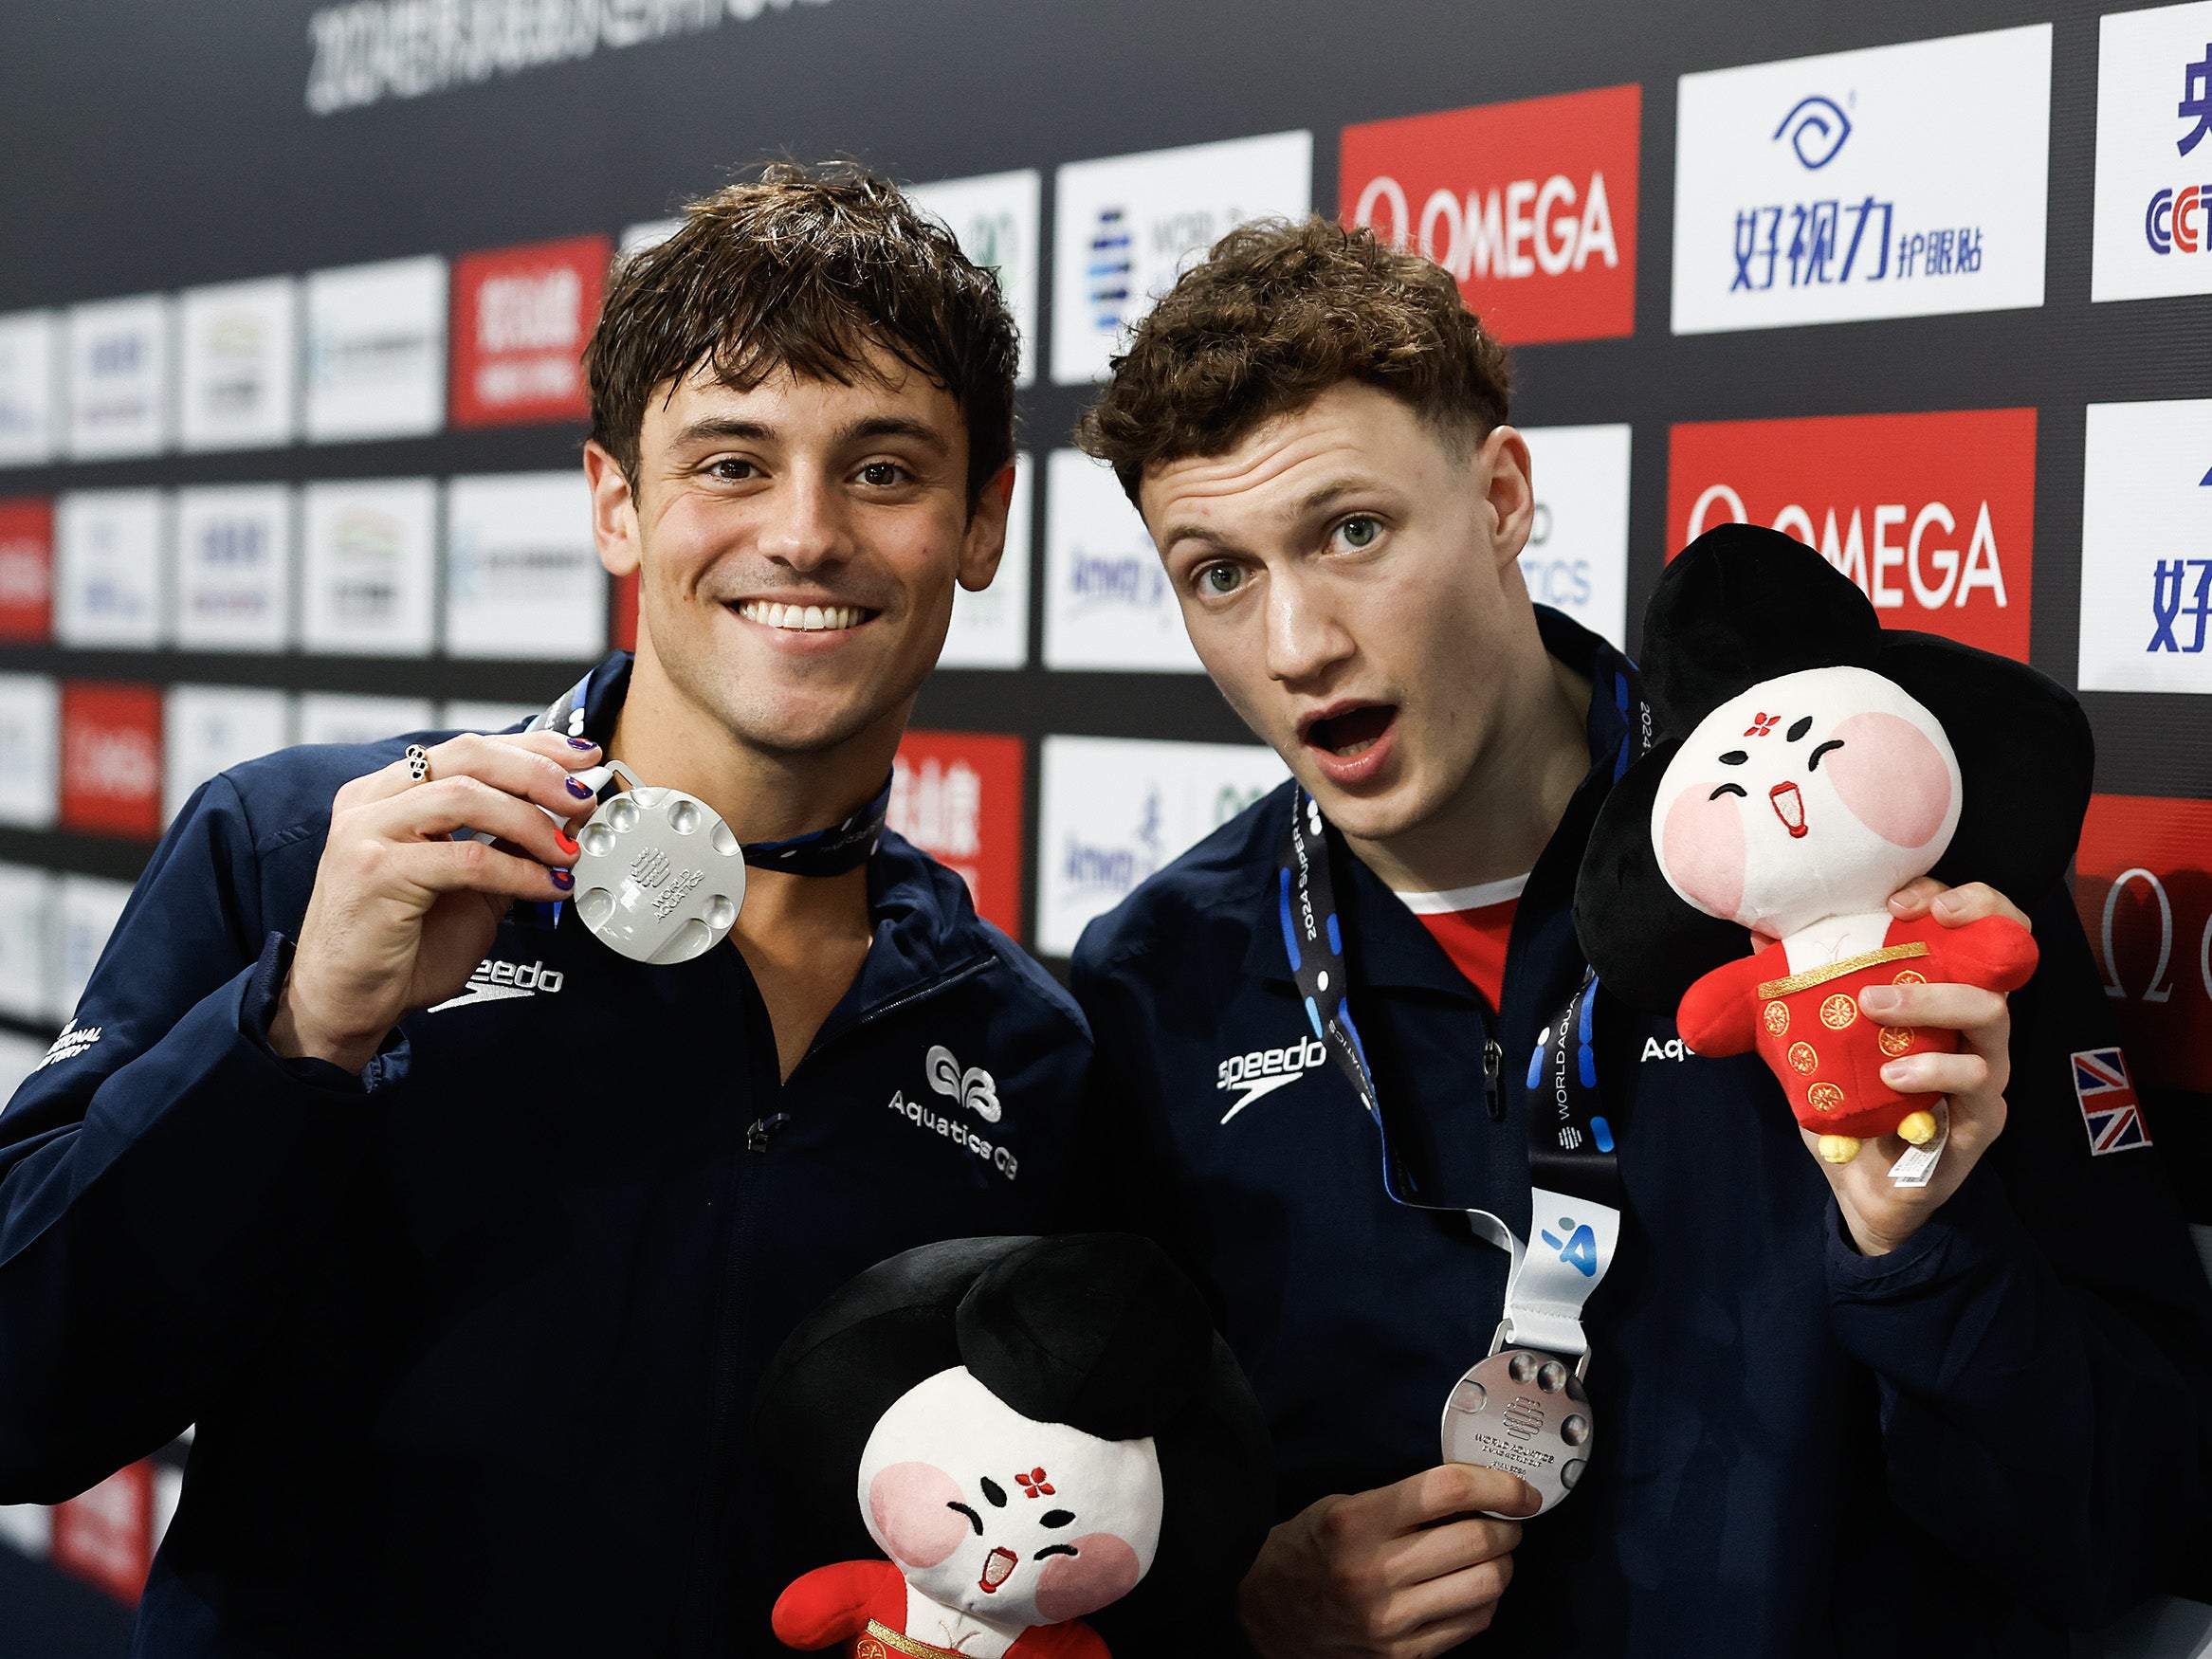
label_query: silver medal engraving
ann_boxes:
[1439,1346,1593,1516]
[569,786,745,964]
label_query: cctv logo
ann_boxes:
[2094,9,2212,302]
[1217,1036,1329,1124]
[1341,84,1640,345]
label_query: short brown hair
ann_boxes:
[586,162,1019,501]
[1077,217,1512,501]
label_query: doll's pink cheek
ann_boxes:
[1660,786,1746,921]
[1825,713,1952,849]
[1033,1533,1143,1624]
[868,1463,967,1569]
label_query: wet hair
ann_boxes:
[1076,215,1512,502]
[585,161,1018,501]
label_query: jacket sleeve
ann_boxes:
[1824,881,2212,1624]
[1674,951,1767,1058]
[0,774,375,1504]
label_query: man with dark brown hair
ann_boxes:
[0,164,1093,1657]
[1071,219,2212,1656]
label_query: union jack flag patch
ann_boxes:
[2072,1048,2150,1157]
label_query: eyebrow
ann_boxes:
[1157,477,1383,559]
[668,414,949,453]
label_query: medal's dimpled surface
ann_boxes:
[1440,1349,1594,1516]
[570,786,745,964]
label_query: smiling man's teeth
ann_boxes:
[738,600,866,631]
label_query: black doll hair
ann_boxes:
[1576,523,2094,1013]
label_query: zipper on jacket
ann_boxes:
[1483,1039,1504,1121]
[687,947,999,1653]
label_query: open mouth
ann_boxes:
[733,599,876,633]
[1769,780,1808,838]
[978,1546,1018,1594]
[1303,703,1398,759]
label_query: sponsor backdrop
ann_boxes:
[0,0,2208,1646]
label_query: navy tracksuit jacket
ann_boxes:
[0,656,1092,1656]
[1071,609,2212,1656]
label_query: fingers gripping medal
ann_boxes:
[569,763,745,965]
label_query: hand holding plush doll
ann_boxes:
[1578,524,2093,1178]
[756,1234,1271,1659]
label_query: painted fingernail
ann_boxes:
[567,737,597,751]
[565,777,594,799]
[550,868,575,891]
[555,830,579,855]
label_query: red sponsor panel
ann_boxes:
[62,681,163,839]
[449,233,611,428]
[2075,793,2212,1094]
[1340,83,1640,344]
[612,568,638,652]
[1665,410,2036,662]
[0,497,52,642]
[890,730,1024,938]
[49,1460,154,1604]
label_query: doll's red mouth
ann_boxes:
[978,1546,1017,1593]
[1769,780,1808,838]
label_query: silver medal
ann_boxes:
[1439,1340,1593,1517]
[569,784,745,964]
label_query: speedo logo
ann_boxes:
[1217,1036,1329,1124]
[429,957,566,1012]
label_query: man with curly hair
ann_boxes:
[1069,218,2212,1656]
[0,166,1093,1657]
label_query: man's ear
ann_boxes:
[1478,425,1536,571]
[957,459,1017,593]
[584,439,642,579]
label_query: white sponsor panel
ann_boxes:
[298,693,435,748]
[618,218,683,262]
[173,485,294,652]
[178,277,300,451]
[0,676,58,830]
[55,490,166,648]
[1035,734,1287,956]
[163,685,293,825]
[941,451,1032,668]
[1518,424,1632,648]
[443,471,604,659]
[304,256,448,442]
[65,294,172,459]
[2078,397,2212,693]
[302,479,438,656]
[0,865,55,1024]
[1043,448,1196,672]
[0,311,59,467]
[439,700,538,732]
[2092,3,2212,302]
[53,875,134,1023]
[906,170,1042,386]
[1673,26,2051,334]
[1051,131,1313,384]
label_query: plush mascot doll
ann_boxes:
[755,1233,1271,1659]
[1576,522,2093,1163]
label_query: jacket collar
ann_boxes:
[1240,607,1646,994]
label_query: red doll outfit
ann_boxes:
[1674,912,2038,1140]
[773,1559,1110,1659]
